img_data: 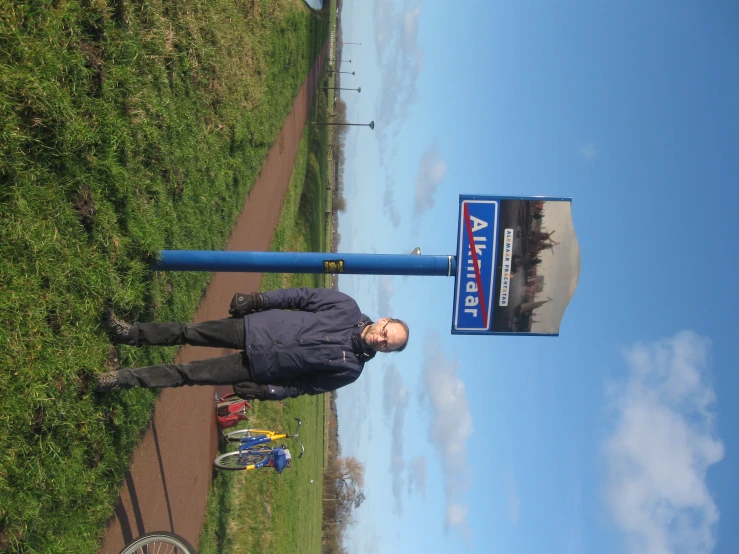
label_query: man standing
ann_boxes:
[96,287,409,401]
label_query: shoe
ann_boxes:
[95,370,123,392]
[104,308,131,343]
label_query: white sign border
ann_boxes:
[453,199,499,332]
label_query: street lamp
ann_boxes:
[323,87,361,93]
[341,42,361,45]
[328,70,355,76]
[312,120,375,130]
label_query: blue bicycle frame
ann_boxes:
[237,436,279,469]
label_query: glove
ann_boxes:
[229,292,265,317]
[232,382,267,400]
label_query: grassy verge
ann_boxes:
[198,61,331,554]
[199,397,325,554]
[0,1,327,551]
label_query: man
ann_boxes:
[96,287,409,401]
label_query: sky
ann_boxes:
[331,2,739,554]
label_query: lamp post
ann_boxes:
[341,42,361,45]
[328,70,355,76]
[323,86,361,93]
[312,121,375,130]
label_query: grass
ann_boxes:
[199,397,325,554]
[198,60,332,554]
[0,0,328,551]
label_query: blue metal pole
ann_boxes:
[155,251,456,276]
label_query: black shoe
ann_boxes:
[95,370,123,392]
[104,309,131,343]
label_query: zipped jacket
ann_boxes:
[242,288,375,399]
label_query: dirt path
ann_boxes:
[98,42,328,554]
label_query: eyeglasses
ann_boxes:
[377,321,392,352]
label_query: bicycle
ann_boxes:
[118,531,197,554]
[213,417,305,471]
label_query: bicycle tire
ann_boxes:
[223,429,272,443]
[118,531,197,554]
[214,448,271,470]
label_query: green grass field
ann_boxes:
[199,398,326,554]
[0,0,328,551]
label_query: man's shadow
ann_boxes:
[112,421,174,543]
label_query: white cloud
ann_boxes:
[402,4,422,53]
[382,182,402,228]
[414,140,448,216]
[603,331,724,554]
[579,142,599,161]
[373,0,424,173]
[373,0,423,138]
[377,275,396,317]
[419,331,474,538]
[374,1,425,228]
[383,364,410,514]
[408,456,427,498]
[336,369,374,451]
[446,503,469,528]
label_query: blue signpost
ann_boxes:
[155,195,580,336]
[155,251,455,276]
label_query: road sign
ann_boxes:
[157,193,580,337]
[453,198,499,332]
[452,195,580,336]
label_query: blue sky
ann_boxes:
[331,2,739,553]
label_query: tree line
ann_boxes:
[321,390,365,554]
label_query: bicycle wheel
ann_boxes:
[214,448,271,470]
[223,429,272,443]
[118,531,197,554]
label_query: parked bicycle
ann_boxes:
[118,531,197,554]
[214,417,305,471]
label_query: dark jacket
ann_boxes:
[242,288,375,399]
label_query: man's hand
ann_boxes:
[229,292,265,317]
[232,382,266,400]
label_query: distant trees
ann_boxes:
[328,97,348,220]
[322,391,367,553]
[322,455,366,552]
[331,230,341,253]
[333,96,348,123]
[332,196,346,212]
[328,14,348,219]
[331,456,365,498]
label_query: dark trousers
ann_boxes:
[117,318,252,388]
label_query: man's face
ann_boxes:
[363,318,408,353]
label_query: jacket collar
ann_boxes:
[352,318,376,361]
